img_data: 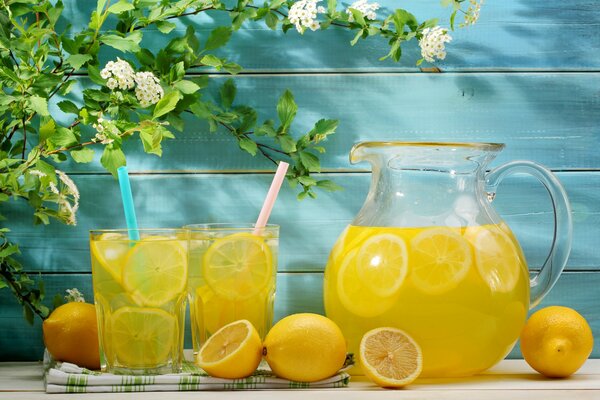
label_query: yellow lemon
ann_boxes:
[356,233,408,296]
[43,302,100,369]
[520,306,593,378]
[410,227,472,295]
[122,240,187,306]
[109,307,176,368]
[196,320,263,379]
[359,327,423,388]
[337,249,398,318]
[263,313,347,382]
[203,233,273,301]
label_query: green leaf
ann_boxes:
[100,33,141,53]
[279,135,297,153]
[238,137,257,156]
[87,64,106,85]
[200,55,223,69]
[48,127,78,148]
[316,179,343,191]
[66,54,93,70]
[28,96,49,116]
[255,121,277,137]
[136,49,155,67]
[299,151,320,172]
[223,62,242,75]
[57,100,79,115]
[310,119,338,139]
[174,80,201,94]
[153,91,182,119]
[0,244,20,258]
[155,20,176,34]
[39,117,56,143]
[108,0,134,14]
[220,79,236,109]
[23,305,34,325]
[349,8,366,26]
[100,145,126,177]
[298,176,317,186]
[393,9,418,32]
[276,90,297,132]
[170,61,185,82]
[205,26,233,51]
[265,12,279,30]
[70,147,95,163]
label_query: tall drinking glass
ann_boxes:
[90,229,188,374]
[185,223,279,354]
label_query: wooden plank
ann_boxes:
[47,73,600,173]
[0,272,598,361]
[59,0,600,71]
[4,172,599,273]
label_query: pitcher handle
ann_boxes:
[485,161,573,309]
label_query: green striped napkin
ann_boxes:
[44,355,351,393]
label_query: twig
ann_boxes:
[48,68,75,99]
[0,265,47,321]
[21,118,26,160]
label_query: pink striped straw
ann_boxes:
[254,161,289,235]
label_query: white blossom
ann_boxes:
[134,71,164,107]
[92,118,117,144]
[56,170,80,203]
[347,0,380,22]
[100,58,135,90]
[59,198,77,226]
[65,288,85,302]
[462,0,483,26]
[419,26,452,63]
[288,0,325,33]
[29,170,46,178]
[48,182,59,195]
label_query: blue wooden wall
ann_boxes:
[1,0,600,360]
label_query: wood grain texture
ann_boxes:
[60,0,600,71]
[4,172,598,273]
[48,73,600,173]
[0,271,597,361]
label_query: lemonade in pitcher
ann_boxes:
[90,229,188,374]
[324,223,530,377]
[187,224,279,353]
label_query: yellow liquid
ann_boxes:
[188,234,278,353]
[91,234,187,374]
[324,223,529,377]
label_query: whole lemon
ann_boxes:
[43,302,100,369]
[263,313,347,382]
[520,306,593,378]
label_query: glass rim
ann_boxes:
[184,223,279,231]
[89,228,188,234]
[353,141,505,151]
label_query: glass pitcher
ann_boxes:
[323,142,572,378]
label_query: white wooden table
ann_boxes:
[1,360,599,399]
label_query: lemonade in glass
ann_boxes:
[90,229,188,374]
[186,224,278,354]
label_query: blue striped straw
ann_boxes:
[117,166,140,241]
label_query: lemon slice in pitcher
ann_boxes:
[203,233,273,301]
[109,307,176,368]
[410,227,472,295]
[122,240,187,306]
[356,233,409,297]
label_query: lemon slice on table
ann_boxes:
[337,249,398,318]
[410,227,472,295]
[122,240,188,306]
[202,233,273,301]
[465,225,523,293]
[360,327,423,388]
[356,233,409,297]
[196,319,263,379]
[109,307,176,368]
[91,232,130,282]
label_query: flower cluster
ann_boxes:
[462,0,483,26]
[65,288,85,303]
[347,0,380,22]
[92,117,117,144]
[134,72,165,108]
[419,26,452,63]
[100,58,135,90]
[288,0,326,33]
[55,170,80,225]
[100,59,164,107]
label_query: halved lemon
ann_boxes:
[356,233,408,297]
[337,249,398,318]
[196,319,262,379]
[410,227,472,295]
[122,240,188,306]
[109,307,176,368]
[203,233,273,301]
[360,327,423,388]
[465,225,523,293]
[91,233,130,282]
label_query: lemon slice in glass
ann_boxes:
[91,232,129,282]
[109,307,176,368]
[122,240,188,306]
[202,233,273,301]
[465,225,523,293]
[356,233,409,297]
[337,249,398,318]
[410,227,472,295]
